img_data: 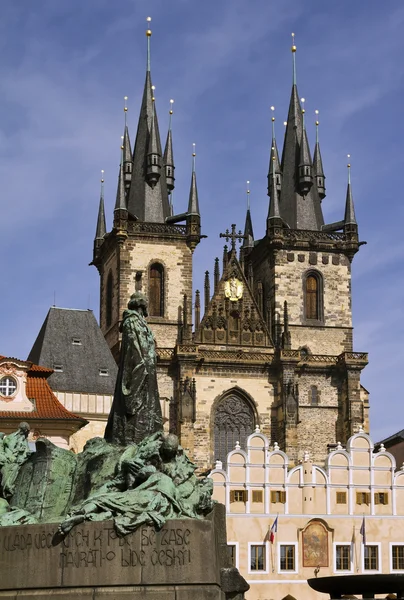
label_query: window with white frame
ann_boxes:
[392,545,404,571]
[279,544,297,572]
[335,544,352,572]
[0,376,17,397]
[364,545,379,571]
[249,544,266,572]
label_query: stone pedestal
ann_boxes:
[0,504,248,600]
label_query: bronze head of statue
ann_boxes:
[128,292,148,317]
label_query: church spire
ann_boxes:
[344,156,357,226]
[278,35,324,231]
[268,106,282,197]
[163,99,175,192]
[114,141,127,213]
[95,170,106,243]
[187,144,200,215]
[122,96,132,192]
[313,110,326,200]
[126,17,170,222]
[267,157,282,233]
[242,181,254,250]
[298,98,314,194]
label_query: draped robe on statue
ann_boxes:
[104,307,163,445]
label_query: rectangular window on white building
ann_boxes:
[364,545,379,571]
[279,544,296,572]
[335,545,352,572]
[249,544,266,572]
[392,545,404,571]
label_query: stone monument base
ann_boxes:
[0,504,248,600]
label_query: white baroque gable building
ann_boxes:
[210,429,404,600]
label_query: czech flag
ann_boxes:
[269,516,278,544]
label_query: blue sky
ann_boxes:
[1,0,403,444]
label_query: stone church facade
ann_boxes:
[91,25,368,471]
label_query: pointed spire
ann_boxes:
[223,244,229,271]
[115,141,127,212]
[268,107,282,197]
[95,170,106,241]
[313,110,326,200]
[204,271,210,313]
[344,155,357,225]
[127,17,170,222]
[187,143,200,215]
[267,157,281,222]
[195,289,201,330]
[278,35,324,230]
[298,98,313,194]
[164,99,175,192]
[122,96,132,191]
[214,258,220,293]
[146,85,162,186]
[243,181,254,249]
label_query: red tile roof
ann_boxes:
[0,356,86,423]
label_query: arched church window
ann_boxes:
[149,263,164,317]
[304,271,323,322]
[214,395,255,466]
[106,272,113,328]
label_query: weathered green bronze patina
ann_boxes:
[0,293,214,536]
[105,291,163,445]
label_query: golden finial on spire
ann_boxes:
[301,97,305,114]
[246,180,250,210]
[101,169,105,184]
[146,16,152,37]
[347,154,351,183]
[271,105,275,122]
[192,143,196,172]
[168,99,174,130]
[151,85,155,102]
[123,96,128,126]
[291,33,297,84]
[121,135,124,150]
[315,108,319,126]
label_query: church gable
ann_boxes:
[195,250,272,347]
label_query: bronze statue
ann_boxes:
[104,292,163,445]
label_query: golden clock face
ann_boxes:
[224,277,243,301]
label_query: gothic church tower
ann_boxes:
[92,19,201,366]
[92,26,368,471]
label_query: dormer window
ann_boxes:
[53,364,63,372]
[72,338,82,346]
[99,368,109,377]
[0,376,17,397]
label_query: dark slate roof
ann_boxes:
[126,71,170,222]
[27,308,118,395]
[279,84,324,231]
[376,429,404,448]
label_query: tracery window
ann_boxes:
[106,272,113,328]
[214,395,255,466]
[149,263,164,317]
[304,271,323,322]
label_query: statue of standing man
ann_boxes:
[105,292,163,445]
